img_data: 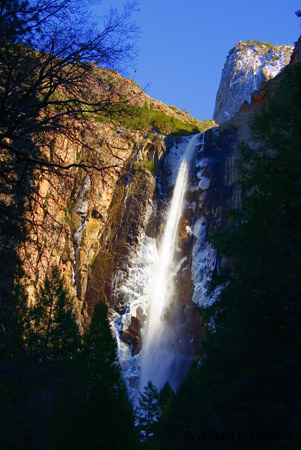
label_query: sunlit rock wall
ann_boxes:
[19,120,165,326]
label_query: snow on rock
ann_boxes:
[163,136,195,187]
[190,153,221,308]
[110,232,158,398]
[191,217,218,307]
[213,40,293,125]
[196,157,212,190]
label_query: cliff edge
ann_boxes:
[213,40,293,125]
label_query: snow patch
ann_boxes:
[191,217,218,307]
[110,232,158,399]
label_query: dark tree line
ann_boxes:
[0,266,139,449]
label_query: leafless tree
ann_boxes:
[0,0,139,181]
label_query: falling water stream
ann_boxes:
[139,133,202,391]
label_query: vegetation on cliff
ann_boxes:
[145,62,301,450]
[95,101,213,136]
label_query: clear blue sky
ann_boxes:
[94,0,301,121]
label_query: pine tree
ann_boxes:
[50,302,139,450]
[83,302,122,388]
[0,277,29,449]
[136,381,161,443]
[29,266,80,362]
[0,265,82,449]
[82,302,138,449]
[158,381,174,416]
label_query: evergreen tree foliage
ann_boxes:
[83,302,122,385]
[81,303,138,450]
[29,266,80,362]
[136,381,160,442]
[0,265,29,449]
[150,382,175,450]
[0,265,81,449]
[50,302,139,450]
[156,63,301,450]
[158,381,174,417]
[0,262,139,449]
[136,381,175,448]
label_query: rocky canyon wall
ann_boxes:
[20,122,166,328]
[12,34,299,395]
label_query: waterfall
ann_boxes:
[139,133,202,391]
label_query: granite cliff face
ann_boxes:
[11,34,299,396]
[15,66,212,329]
[213,40,293,125]
[21,124,166,325]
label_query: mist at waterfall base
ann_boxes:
[139,133,202,392]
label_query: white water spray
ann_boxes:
[139,133,202,391]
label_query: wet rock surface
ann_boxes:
[122,316,143,355]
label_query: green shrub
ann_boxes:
[144,160,157,175]
[94,102,212,136]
